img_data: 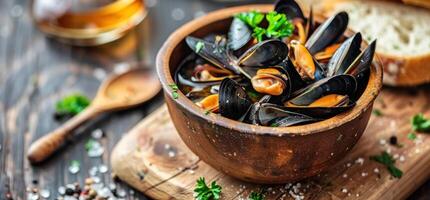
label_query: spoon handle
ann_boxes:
[27,106,101,164]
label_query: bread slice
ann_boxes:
[322,0,430,86]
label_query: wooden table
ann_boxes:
[0,0,428,199]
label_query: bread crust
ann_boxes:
[322,0,430,86]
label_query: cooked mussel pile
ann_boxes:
[175,0,377,127]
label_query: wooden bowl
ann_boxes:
[156,4,383,183]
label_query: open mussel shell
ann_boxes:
[241,95,271,124]
[228,18,252,51]
[327,33,362,76]
[287,75,357,106]
[186,36,239,74]
[219,78,252,120]
[255,103,318,127]
[282,99,356,118]
[274,0,305,21]
[305,11,349,55]
[345,40,377,76]
[237,39,289,67]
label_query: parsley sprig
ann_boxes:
[370,151,403,178]
[169,84,179,99]
[248,191,265,200]
[55,94,90,118]
[194,177,222,200]
[412,113,430,132]
[236,11,294,42]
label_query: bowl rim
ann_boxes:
[156,4,383,136]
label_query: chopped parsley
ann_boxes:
[236,11,294,42]
[411,113,430,132]
[55,94,90,118]
[70,160,80,168]
[194,177,222,200]
[195,41,205,53]
[372,109,383,116]
[248,191,265,200]
[407,132,417,140]
[85,139,97,151]
[169,84,179,99]
[205,110,211,115]
[370,151,403,178]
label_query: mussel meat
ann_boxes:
[251,68,288,96]
[289,40,325,81]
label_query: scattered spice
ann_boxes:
[372,109,383,116]
[194,177,222,200]
[55,94,90,119]
[248,191,265,200]
[169,84,179,99]
[412,113,430,132]
[370,151,403,178]
[408,132,417,140]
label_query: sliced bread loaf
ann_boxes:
[323,0,430,86]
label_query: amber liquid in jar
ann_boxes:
[32,0,147,46]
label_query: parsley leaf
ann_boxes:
[169,84,180,99]
[412,113,430,132]
[372,109,383,116]
[265,11,294,39]
[85,139,97,151]
[236,11,264,28]
[194,177,222,200]
[236,11,294,42]
[370,151,403,178]
[407,132,417,140]
[195,41,205,53]
[249,191,264,200]
[55,94,90,117]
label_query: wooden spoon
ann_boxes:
[27,68,161,164]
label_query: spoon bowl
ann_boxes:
[27,67,160,164]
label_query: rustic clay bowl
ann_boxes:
[156,5,383,183]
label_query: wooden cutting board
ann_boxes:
[111,87,430,200]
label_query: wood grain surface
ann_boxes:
[0,0,429,199]
[112,87,430,199]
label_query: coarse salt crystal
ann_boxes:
[342,188,348,193]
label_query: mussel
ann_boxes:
[305,12,349,55]
[228,18,252,51]
[251,68,288,96]
[274,0,305,21]
[219,78,252,120]
[326,33,362,76]
[289,40,325,81]
[254,103,318,127]
[237,39,289,67]
[286,75,357,107]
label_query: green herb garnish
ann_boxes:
[195,41,205,53]
[169,84,179,99]
[412,113,430,132]
[407,132,417,140]
[194,177,222,200]
[70,160,80,168]
[370,151,403,178]
[205,110,211,115]
[249,191,265,200]
[236,11,265,28]
[85,139,96,151]
[236,11,294,42]
[372,109,383,116]
[55,94,90,117]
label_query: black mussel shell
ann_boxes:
[305,7,315,40]
[267,61,306,104]
[327,33,362,76]
[241,95,271,124]
[255,103,318,127]
[228,18,252,51]
[186,36,239,74]
[274,0,305,21]
[345,40,376,76]
[287,75,357,106]
[237,39,289,67]
[282,99,356,118]
[219,78,252,120]
[305,12,349,55]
